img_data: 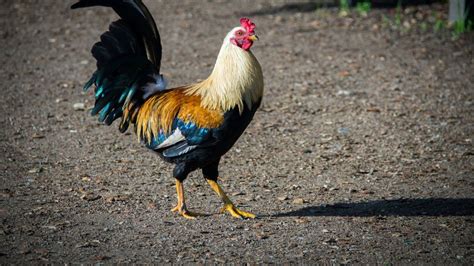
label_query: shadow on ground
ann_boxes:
[272,198,474,217]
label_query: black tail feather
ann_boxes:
[71,0,162,72]
[100,32,121,55]
[90,20,146,68]
[72,0,165,131]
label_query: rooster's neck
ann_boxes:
[185,42,264,112]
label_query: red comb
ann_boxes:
[240,18,256,34]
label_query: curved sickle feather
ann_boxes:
[71,0,162,72]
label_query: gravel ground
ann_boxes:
[1,0,473,264]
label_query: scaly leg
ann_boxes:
[171,180,203,219]
[206,179,256,219]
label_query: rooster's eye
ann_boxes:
[236,30,243,36]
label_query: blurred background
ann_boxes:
[0,0,473,264]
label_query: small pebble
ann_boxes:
[73,103,85,111]
[292,198,305,204]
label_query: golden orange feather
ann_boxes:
[135,89,224,144]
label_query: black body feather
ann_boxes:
[162,100,262,181]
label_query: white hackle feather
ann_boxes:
[185,27,264,113]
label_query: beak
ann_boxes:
[248,35,259,41]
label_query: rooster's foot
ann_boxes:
[220,204,256,219]
[171,204,205,219]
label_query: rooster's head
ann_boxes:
[228,18,258,51]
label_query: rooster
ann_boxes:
[71,0,263,219]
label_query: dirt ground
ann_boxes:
[1,0,473,264]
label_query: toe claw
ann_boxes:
[181,211,197,219]
[237,209,256,219]
[222,204,256,219]
[171,204,206,219]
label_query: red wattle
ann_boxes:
[241,40,252,51]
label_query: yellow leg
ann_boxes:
[171,180,203,219]
[207,179,256,219]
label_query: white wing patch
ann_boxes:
[156,128,185,149]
